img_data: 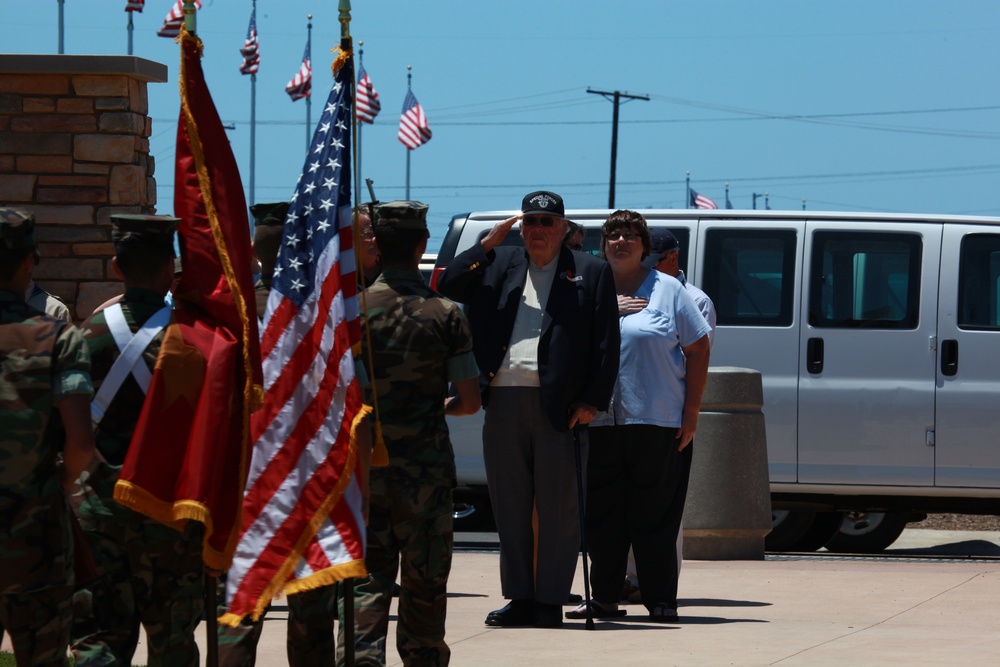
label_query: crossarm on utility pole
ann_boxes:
[587,88,650,209]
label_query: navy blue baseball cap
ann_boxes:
[642,228,679,269]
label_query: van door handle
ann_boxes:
[807,337,824,374]
[941,339,958,377]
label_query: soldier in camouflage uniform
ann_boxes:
[216,201,342,667]
[70,214,206,667]
[0,208,100,666]
[338,201,480,667]
[25,281,71,322]
[356,205,381,288]
[250,201,288,321]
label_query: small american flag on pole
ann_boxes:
[125,0,144,12]
[691,189,719,210]
[398,89,431,150]
[240,7,260,76]
[356,64,380,124]
[222,58,367,625]
[157,0,200,38]
[285,43,312,101]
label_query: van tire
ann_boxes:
[790,511,845,551]
[824,512,908,554]
[766,510,815,551]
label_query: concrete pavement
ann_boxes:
[5,528,1000,665]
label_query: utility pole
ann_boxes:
[587,88,649,209]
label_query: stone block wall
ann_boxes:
[0,55,167,319]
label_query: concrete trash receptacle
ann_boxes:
[683,367,771,560]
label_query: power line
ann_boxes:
[165,163,1000,197]
[149,103,1000,130]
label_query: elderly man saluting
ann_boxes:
[437,191,619,628]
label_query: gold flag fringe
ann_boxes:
[331,46,351,76]
[218,396,368,625]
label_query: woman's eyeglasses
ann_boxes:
[606,231,639,242]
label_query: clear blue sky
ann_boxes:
[6,1,1000,251]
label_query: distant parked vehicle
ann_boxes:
[433,208,1000,552]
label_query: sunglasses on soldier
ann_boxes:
[521,216,558,228]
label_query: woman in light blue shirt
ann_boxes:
[567,210,711,624]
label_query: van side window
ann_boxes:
[809,232,921,329]
[702,229,796,326]
[958,233,1000,330]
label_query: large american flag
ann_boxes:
[157,0,200,38]
[691,188,719,210]
[240,7,260,76]
[223,55,367,624]
[124,0,144,12]
[285,42,312,101]
[356,64,380,124]
[398,89,431,149]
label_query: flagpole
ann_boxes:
[356,41,364,201]
[686,171,691,209]
[248,0,257,207]
[306,15,313,153]
[57,0,65,53]
[178,7,221,664]
[405,65,412,200]
[339,3,358,665]
[127,11,134,55]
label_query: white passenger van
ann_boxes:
[433,209,1000,552]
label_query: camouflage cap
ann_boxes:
[0,207,36,251]
[375,200,428,231]
[111,214,179,249]
[249,201,289,228]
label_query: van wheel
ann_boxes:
[790,511,845,551]
[767,510,814,551]
[824,512,907,554]
[766,510,844,552]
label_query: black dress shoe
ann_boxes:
[485,599,535,627]
[534,602,563,628]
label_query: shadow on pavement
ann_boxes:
[888,539,1000,557]
[678,597,772,608]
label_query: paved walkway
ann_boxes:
[5,529,1000,665]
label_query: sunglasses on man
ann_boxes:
[521,216,559,228]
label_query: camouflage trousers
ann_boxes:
[0,584,73,666]
[339,470,453,667]
[216,576,338,667]
[70,513,205,667]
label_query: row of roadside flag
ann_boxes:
[130,1,431,151]
[113,6,369,626]
[690,188,733,210]
[126,0,200,38]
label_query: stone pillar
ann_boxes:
[683,367,772,560]
[0,55,167,320]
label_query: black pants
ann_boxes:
[586,424,692,610]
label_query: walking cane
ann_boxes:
[343,577,355,667]
[572,424,595,630]
[205,573,219,667]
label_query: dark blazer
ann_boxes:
[437,243,620,432]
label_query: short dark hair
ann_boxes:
[373,225,428,265]
[115,238,174,283]
[600,209,651,260]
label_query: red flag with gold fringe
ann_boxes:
[114,25,263,571]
